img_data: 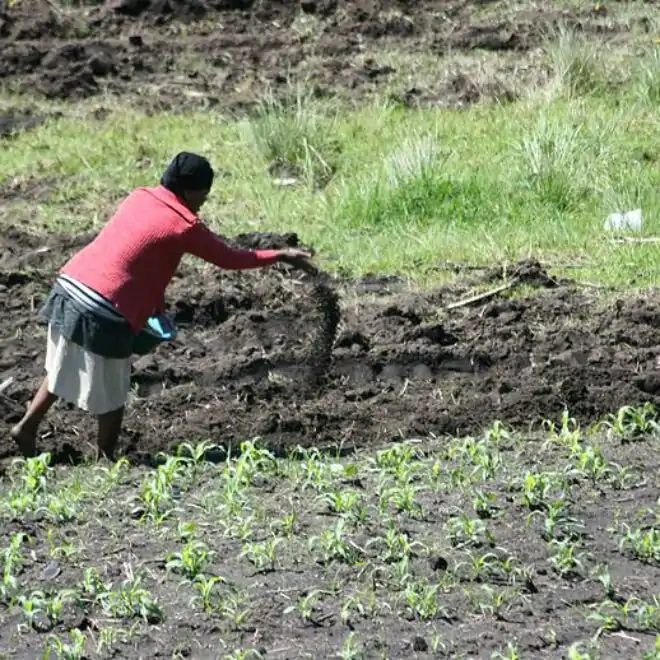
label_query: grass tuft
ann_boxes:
[513,114,597,214]
[241,84,341,190]
[544,24,611,98]
[636,47,660,105]
[330,130,471,230]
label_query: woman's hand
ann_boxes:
[276,248,318,274]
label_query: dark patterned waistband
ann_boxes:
[39,279,135,360]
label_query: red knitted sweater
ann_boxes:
[61,185,281,333]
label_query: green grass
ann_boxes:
[2,406,660,658]
[2,40,660,288]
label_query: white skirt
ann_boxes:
[45,323,131,415]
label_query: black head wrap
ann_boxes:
[160,152,214,195]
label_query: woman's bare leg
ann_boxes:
[10,376,58,457]
[96,406,124,460]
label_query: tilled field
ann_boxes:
[0,0,640,115]
[1,227,660,465]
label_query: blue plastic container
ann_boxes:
[133,314,178,355]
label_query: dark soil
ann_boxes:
[3,412,659,660]
[0,0,638,111]
[1,228,659,467]
[3,424,660,659]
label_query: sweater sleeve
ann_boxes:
[183,221,281,270]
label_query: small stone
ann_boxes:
[88,55,114,77]
[430,556,448,571]
[111,0,150,17]
[42,562,60,580]
[412,636,428,652]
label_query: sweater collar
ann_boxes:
[145,185,198,223]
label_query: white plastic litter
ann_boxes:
[604,208,642,232]
[273,178,298,187]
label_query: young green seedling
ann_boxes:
[569,443,611,484]
[96,626,133,656]
[389,555,412,591]
[240,537,282,573]
[340,591,375,628]
[284,589,324,626]
[472,489,500,519]
[18,452,53,495]
[632,596,660,632]
[101,574,164,623]
[470,584,524,620]
[309,518,362,565]
[402,579,445,621]
[542,411,582,454]
[222,649,264,660]
[372,443,422,477]
[590,564,624,606]
[176,439,221,470]
[370,523,428,563]
[445,514,492,548]
[491,642,521,660]
[600,403,660,443]
[218,591,251,630]
[270,508,298,538]
[136,465,180,523]
[547,538,587,578]
[1,532,27,604]
[642,635,660,660]
[228,440,277,487]
[190,574,227,613]
[566,642,601,660]
[2,454,54,517]
[527,497,581,542]
[166,539,214,579]
[78,567,111,605]
[44,629,87,660]
[619,524,660,564]
[453,437,503,482]
[93,456,131,495]
[295,448,335,492]
[588,599,622,635]
[338,632,363,660]
[607,463,637,490]
[378,481,424,519]
[520,471,565,511]
[447,466,471,489]
[317,489,367,524]
[17,588,75,632]
[41,494,79,523]
[485,420,513,447]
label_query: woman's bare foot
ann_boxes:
[10,424,37,458]
[9,376,57,459]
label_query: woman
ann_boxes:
[10,151,316,460]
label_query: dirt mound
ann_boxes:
[1,229,659,465]
[0,0,629,109]
[0,110,52,138]
[0,225,95,270]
